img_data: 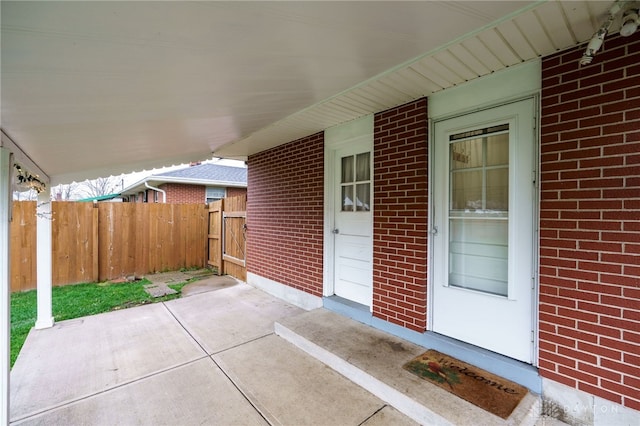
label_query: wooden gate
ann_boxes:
[208,195,246,281]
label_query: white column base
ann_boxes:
[35,317,55,330]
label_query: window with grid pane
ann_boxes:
[341,152,370,212]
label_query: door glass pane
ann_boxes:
[356,152,370,181]
[342,185,354,211]
[486,168,509,211]
[341,151,371,213]
[451,170,482,211]
[449,218,508,296]
[451,139,482,170]
[342,156,354,183]
[487,134,509,166]
[356,183,370,211]
[448,124,509,297]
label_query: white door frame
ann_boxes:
[431,98,537,362]
[427,61,541,364]
[323,115,374,304]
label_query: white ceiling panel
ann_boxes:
[432,51,477,82]
[515,11,557,55]
[533,2,577,49]
[1,1,615,182]
[458,37,506,73]
[409,61,452,91]
[495,19,538,60]
[446,44,492,78]
[562,0,603,42]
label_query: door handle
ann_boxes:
[431,226,438,236]
[332,228,340,234]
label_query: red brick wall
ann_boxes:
[539,33,640,410]
[226,187,247,198]
[246,133,325,297]
[372,98,429,332]
[160,183,205,204]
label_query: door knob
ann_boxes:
[332,228,340,234]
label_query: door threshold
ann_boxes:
[322,295,541,393]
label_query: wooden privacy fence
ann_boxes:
[208,195,247,281]
[9,201,209,292]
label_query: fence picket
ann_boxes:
[10,201,209,292]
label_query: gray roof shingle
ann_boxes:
[155,163,246,184]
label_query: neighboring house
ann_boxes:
[217,33,640,425]
[120,163,247,204]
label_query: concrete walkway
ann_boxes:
[10,281,564,425]
[10,283,415,425]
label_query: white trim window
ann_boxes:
[206,186,226,203]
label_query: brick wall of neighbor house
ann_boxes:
[160,183,206,204]
[539,33,640,411]
[247,132,325,297]
[226,187,247,198]
[372,98,429,332]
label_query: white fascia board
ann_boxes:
[154,176,246,187]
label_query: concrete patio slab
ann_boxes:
[180,275,240,297]
[10,282,562,425]
[214,333,416,425]
[276,308,541,426]
[11,358,268,426]
[10,303,205,421]
[362,406,420,426]
[166,284,303,354]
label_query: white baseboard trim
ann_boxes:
[246,273,323,311]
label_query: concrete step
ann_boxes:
[275,308,542,426]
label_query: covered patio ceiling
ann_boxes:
[1,1,613,185]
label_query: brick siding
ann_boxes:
[539,33,640,410]
[160,183,205,204]
[246,133,325,297]
[372,99,429,332]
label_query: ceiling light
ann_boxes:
[579,0,639,65]
[620,8,639,36]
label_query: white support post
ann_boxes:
[35,191,54,329]
[1,147,12,426]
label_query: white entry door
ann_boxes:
[333,140,373,307]
[432,99,536,363]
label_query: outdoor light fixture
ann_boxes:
[580,0,639,65]
[580,23,611,65]
[620,7,639,36]
[14,163,46,193]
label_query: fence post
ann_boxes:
[92,202,99,283]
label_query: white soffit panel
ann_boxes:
[2,1,612,171]
[217,1,611,159]
[536,2,577,48]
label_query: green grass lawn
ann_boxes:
[10,279,188,368]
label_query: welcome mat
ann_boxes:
[403,350,527,419]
